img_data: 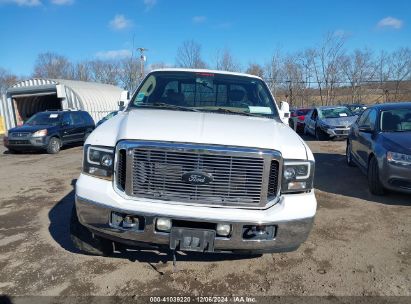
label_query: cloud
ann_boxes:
[0,0,42,6]
[96,49,132,60]
[109,14,133,30]
[192,16,206,24]
[51,0,73,5]
[143,0,156,11]
[377,16,403,29]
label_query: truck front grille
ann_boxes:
[115,141,281,208]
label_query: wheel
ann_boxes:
[46,137,61,154]
[346,141,356,167]
[367,156,385,195]
[315,127,328,141]
[70,204,114,256]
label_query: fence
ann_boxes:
[267,80,411,108]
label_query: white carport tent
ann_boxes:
[1,78,123,130]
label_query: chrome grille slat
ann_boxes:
[114,141,282,208]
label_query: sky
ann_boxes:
[0,0,410,76]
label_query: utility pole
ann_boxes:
[137,47,148,79]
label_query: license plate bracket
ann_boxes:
[169,228,216,252]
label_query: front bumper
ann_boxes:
[324,127,350,138]
[380,159,411,194]
[4,135,49,150]
[75,174,317,253]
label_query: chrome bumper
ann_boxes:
[75,196,314,253]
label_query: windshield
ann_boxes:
[319,107,354,119]
[25,112,62,126]
[128,71,279,118]
[380,108,411,132]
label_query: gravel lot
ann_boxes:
[0,137,410,297]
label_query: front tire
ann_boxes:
[346,141,356,167]
[315,127,328,141]
[367,156,385,195]
[46,137,61,154]
[70,204,114,256]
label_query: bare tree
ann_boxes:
[0,67,19,95]
[33,52,73,79]
[214,48,241,72]
[264,51,283,95]
[308,33,346,105]
[118,57,140,92]
[389,47,411,100]
[282,55,307,107]
[176,40,207,69]
[71,61,92,82]
[88,60,119,85]
[245,63,264,78]
[341,48,376,103]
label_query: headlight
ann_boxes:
[32,129,48,137]
[83,145,114,179]
[282,161,315,193]
[387,151,411,166]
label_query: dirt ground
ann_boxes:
[0,137,410,298]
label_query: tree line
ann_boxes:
[1,33,410,106]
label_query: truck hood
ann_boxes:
[88,109,310,160]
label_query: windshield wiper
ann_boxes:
[134,103,199,112]
[199,108,265,117]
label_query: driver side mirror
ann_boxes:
[61,121,70,127]
[118,90,129,110]
[279,101,290,120]
[359,125,373,133]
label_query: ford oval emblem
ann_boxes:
[182,171,213,185]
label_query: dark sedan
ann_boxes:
[346,102,411,195]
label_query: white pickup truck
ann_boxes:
[70,69,316,256]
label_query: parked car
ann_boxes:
[345,104,368,115]
[70,68,317,257]
[3,110,95,154]
[304,106,358,140]
[96,111,119,127]
[289,108,311,133]
[346,102,411,195]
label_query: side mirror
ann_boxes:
[279,101,290,121]
[119,90,129,110]
[359,125,372,133]
[61,121,69,127]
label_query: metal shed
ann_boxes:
[0,78,123,130]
